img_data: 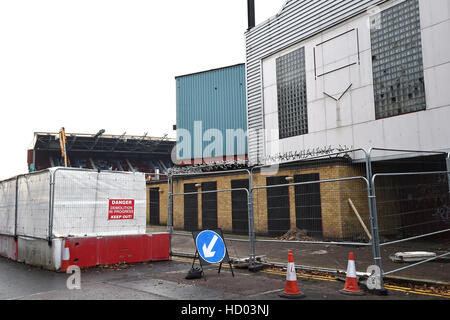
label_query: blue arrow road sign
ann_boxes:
[195,230,226,264]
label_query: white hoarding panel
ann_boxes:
[0,179,16,236]
[51,169,147,238]
[16,172,51,239]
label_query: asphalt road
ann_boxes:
[0,255,447,302]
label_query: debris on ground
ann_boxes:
[276,228,315,241]
[97,263,132,271]
[389,251,437,263]
[230,256,267,268]
[311,250,328,255]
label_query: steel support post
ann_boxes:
[48,170,56,246]
[14,175,19,239]
[446,154,450,194]
[167,174,174,257]
[365,149,387,294]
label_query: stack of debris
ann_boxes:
[277,228,315,241]
[230,256,267,269]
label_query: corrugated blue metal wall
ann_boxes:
[176,64,247,161]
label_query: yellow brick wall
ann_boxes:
[146,164,374,240]
[168,173,251,233]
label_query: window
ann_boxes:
[371,0,426,119]
[276,47,308,139]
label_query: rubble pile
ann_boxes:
[277,228,315,241]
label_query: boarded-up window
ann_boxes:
[149,188,160,225]
[231,179,249,235]
[294,174,323,238]
[184,184,198,231]
[266,176,290,237]
[201,182,218,230]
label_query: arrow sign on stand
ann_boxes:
[194,230,226,264]
[202,235,218,258]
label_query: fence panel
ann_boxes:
[368,148,450,282]
[15,171,51,240]
[249,176,374,272]
[0,178,17,236]
[169,183,253,263]
[51,168,147,238]
[373,172,450,242]
[163,147,450,287]
[252,177,372,243]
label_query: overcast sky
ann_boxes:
[0,0,286,179]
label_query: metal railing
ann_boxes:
[165,147,450,291]
[0,167,147,245]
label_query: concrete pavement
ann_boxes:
[169,231,450,285]
[1,254,448,301]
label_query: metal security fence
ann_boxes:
[0,177,17,236]
[169,188,252,259]
[0,168,147,243]
[166,169,254,260]
[16,171,52,240]
[252,176,372,244]
[373,171,450,241]
[0,171,52,241]
[367,148,450,279]
[50,168,147,238]
[166,147,450,290]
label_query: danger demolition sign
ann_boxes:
[108,199,135,220]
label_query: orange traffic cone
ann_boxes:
[60,239,71,272]
[340,252,364,295]
[279,250,305,299]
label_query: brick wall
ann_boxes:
[146,163,372,240]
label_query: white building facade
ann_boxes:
[245,0,450,165]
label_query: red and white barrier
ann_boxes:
[58,233,169,270]
[0,233,169,271]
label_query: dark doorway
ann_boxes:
[266,176,290,237]
[149,188,160,225]
[201,182,218,230]
[294,173,323,238]
[231,179,249,235]
[184,183,198,231]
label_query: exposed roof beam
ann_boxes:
[90,129,106,150]
[110,132,127,152]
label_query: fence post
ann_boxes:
[248,170,257,270]
[365,149,386,294]
[167,173,173,256]
[446,153,450,194]
[48,170,56,246]
[14,175,19,239]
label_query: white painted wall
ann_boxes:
[261,0,450,162]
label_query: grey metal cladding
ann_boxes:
[245,0,390,164]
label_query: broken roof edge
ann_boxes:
[33,131,176,142]
[244,0,291,36]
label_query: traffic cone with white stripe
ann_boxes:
[340,252,364,295]
[279,250,305,299]
[60,239,71,272]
